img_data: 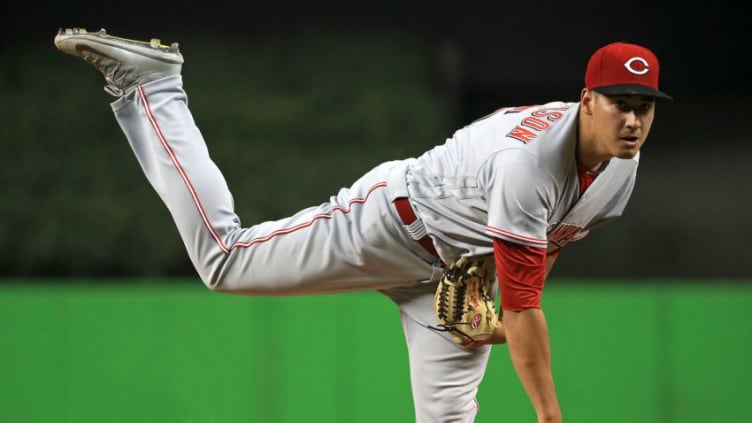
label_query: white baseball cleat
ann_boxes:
[54,27,184,97]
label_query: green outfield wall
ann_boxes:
[1,280,750,422]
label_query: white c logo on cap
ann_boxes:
[624,57,649,75]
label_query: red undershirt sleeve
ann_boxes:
[494,237,548,311]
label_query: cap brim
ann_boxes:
[594,84,673,100]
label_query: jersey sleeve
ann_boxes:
[480,150,554,248]
[494,238,547,310]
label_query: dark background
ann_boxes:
[7,1,748,101]
[1,1,750,279]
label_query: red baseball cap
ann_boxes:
[585,42,672,100]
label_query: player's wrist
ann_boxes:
[536,407,562,423]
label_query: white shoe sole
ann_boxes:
[54,27,184,65]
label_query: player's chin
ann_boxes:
[614,140,643,158]
[615,149,639,160]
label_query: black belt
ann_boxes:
[393,197,440,259]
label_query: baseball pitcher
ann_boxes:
[54,27,670,422]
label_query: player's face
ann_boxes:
[590,92,655,160]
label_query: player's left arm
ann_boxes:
[497,238,561,422]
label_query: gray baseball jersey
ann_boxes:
[406,102,638,262]
[113,75,638,422]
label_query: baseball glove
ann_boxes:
[433,255,500,345]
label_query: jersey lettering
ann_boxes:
[522,116,549,131]
[505,105,571,144]
[506,125,538,143]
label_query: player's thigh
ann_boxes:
[401,311,491,423]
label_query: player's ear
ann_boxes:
[580,88,595,115]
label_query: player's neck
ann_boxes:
[576,110,610,170]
